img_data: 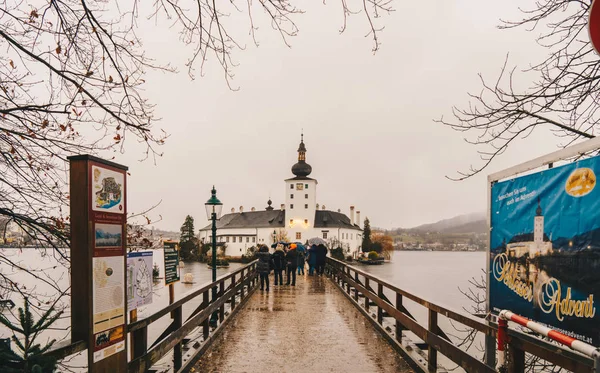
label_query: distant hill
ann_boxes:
[407,212,486,234]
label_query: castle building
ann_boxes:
[199,135,363,257]
[506,198,553,258]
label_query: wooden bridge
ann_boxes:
[47,259,598,373]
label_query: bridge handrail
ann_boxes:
[41,260,258,372]
[328,258,491,333]
[325,257,596,373]
[128,260,257,332]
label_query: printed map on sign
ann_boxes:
[92,256,125,333]
[127,251,153,310]
[92,165,124,214]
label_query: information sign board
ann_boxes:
[163,241,180,285]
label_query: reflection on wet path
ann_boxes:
[193,274,413,372]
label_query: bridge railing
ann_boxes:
[325,257,595,373]
[44,260,258,372]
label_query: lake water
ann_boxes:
[0,249,486,370]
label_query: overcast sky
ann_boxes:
[106,0,567,232]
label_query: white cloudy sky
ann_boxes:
[108,0,569,231]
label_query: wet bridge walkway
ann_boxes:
[192,274,413,373]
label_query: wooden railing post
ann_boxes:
[219,281,225,324]
[346,267,351,294]
[240,269,245,299]
[131,325,147,361]
[231,274,236,310]
[428,309,438,373]
[173,305,183,371]
[354,272,359,301]
[508,343,525,373]
[364,278,370,311]
[377,283,383,324]
[395,293,403,343]
[202,291,209,340]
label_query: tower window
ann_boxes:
[290,204,294,209]
[290,219,294,225]
[290,184,294,189]
[305,194,308,199]
[296,232,302,240]
[304,204,308,209]
[290,194,294,199]
[246,237,250,243]
[323,232,328,239]
[226,236,230,243]
[305,184,309,189]
[233,237,236,243]
[304,219,308,224]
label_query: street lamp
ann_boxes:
[205,186,223,327]
[272,230,277,245]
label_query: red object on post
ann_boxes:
[589,0,600,54]
[497,318,508,371]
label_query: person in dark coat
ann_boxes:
[316,244,328,275]
[256,245,271,291]
[271,244,286,285]
[307,245,318,275]
[297,246,306,275]
[285,244,298,286]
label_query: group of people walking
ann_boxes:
[255,243,329,291]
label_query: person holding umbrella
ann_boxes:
[295,242,306,275]
[285,244,298,286]
[307,244,318,275]
[316,244,328,275]
[271,244,286,286]
[256,245,272,291]
[308,237,328,275]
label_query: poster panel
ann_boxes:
[164,241,180,285]
[92,256,125,334]
[93,325,125,363]
[127,251,153,310]
[490,156,600,346]
[92,165,125,214]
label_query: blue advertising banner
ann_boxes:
[490,156,600,346]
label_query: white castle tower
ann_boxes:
[285,133,317,242]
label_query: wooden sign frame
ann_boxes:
[69,155,128,372]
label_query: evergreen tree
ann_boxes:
[179,215,199,261]
[361,217,373,253]
[0,299,62,372]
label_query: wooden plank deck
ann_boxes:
[192,273,413,373]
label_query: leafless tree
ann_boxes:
[437,1,598,180]
[0,0,394,317]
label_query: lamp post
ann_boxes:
[272,230,277,245]
[205,186,223,327]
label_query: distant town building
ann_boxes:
[199,135,363,257]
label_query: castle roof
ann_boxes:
[200,210,285,231]
[200,210,361,231]
[314,210,362,231]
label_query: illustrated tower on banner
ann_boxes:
[532,197,544,257]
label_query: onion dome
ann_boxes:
[291,133,312,177]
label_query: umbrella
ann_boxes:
[293,242,306,252]
[271,241,290,248]
[307,237,326,246]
